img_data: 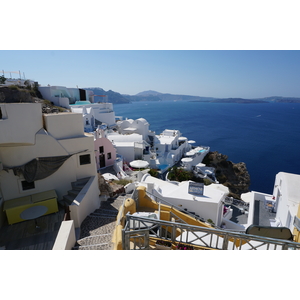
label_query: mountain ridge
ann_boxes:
[84,87,300,104]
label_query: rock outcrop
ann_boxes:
[97,173,125,198]
[0,86,36,103]
[203,151,251,199]
[0,86,68,113]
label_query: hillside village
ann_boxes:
[1,76,300,250]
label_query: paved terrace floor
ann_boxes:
[0,208,65,250]
[253,199,276,226]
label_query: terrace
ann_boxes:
[0,208,65,250]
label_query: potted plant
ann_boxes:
[206,219,215,226]
[176,243,194,250]
[155,239,172,250]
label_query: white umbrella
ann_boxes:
[129,160,149,169]
[188,140,196,144]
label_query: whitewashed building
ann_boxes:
[139,173,231,228]
[0,103,100,230]
[110,119,193,172]
[242,172,300,233]
[38,85,94,108]
[38,85,116,130]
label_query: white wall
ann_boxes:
[43,113,84,140]
[0,108,98,202]
[113,145,135,163]
[69,176,100,228]
[152,188,220,224]
[273,173,299,230]
[0,103,43,146]
[52,220,76,250]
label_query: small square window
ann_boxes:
[79,154,91,165]
[21,180,35,191]
[107,152,112,159]
[99,146,104,153]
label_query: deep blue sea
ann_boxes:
[113,100,300,194]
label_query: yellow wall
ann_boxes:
[111,198,137,249]
[137,185,211,229]
[293,204,300,242]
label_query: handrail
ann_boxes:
[224,196,249,209]
[123,215,300,250]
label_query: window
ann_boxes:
[21,180,35,191]
[0,108,2,119]
[99,146,104,153]
[79,154,91,165]
[107,152,112,159]
[294,216,300,231]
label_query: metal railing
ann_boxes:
[224,196,249,210]
[122,215,300,250]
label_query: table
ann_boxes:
[20,205,48,233]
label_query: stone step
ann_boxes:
[62,194,75,205]
[79,218,116,237]
[93,208,118,215]
[77,233,112,246]
[76,243,111,250]
[90,212,117,217]
[68,189,80,197]
[71,177,90,190]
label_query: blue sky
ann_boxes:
[2,1,300,99]
[2,50,300,98]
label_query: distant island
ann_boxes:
[191,98,268,104]
[84,87,300,105]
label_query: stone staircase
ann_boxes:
[61,177,90,206]
[72,194,127,250]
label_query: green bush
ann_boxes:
[168,166,193,182]
[117,179,132,186]
[203,178,212,185]
[8,85,19,90]
[0,75,6,84]
[149,169,159,177]
[216,173,227,183]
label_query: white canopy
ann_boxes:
[130,160,149,169]
[102,173,119,181]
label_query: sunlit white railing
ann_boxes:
[122,215,300,250]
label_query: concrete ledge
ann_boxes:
[52,220,76,250]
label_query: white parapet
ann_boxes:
[52,220,76,250]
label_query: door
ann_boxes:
[79,89,86,100]
[99,153,105,168]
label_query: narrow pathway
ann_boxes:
[73,195,127,250]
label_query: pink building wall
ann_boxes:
[94,129,117,170]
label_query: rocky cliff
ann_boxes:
[0,86,38,103]
[0,86,68,113]
[203,151,251,199]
